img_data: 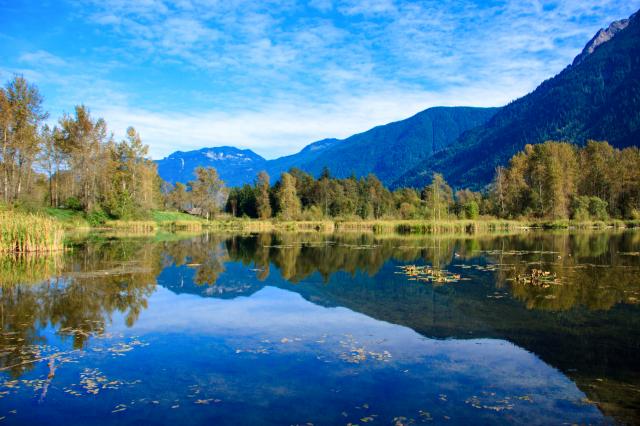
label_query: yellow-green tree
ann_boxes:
[255,171,272,219]
[189,166,226,220]
[276,172,301,220]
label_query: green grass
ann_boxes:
[0,211,65,253]
[152,210,205,223]
[41,207,91,228]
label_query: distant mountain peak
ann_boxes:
[572,10,637,66]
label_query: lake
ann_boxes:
[1,230,639,425]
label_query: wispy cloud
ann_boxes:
[18,50,68,67]
[2,0,640,158]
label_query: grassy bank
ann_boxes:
[4,206,640,242]
[202,218,526,234]
[0,211,65,253]
[527,219,640,229]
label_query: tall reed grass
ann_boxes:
[105,220,158,232]
[0,211,64,253]
[205,218,525,235]
[168,220,203,232]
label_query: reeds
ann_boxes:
[0,211,64,253]
[333,219,523,235]
[105,220,158,232]
[168,220,203,232]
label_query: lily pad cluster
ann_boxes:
[515,268,560,287]
[396,265,463,284]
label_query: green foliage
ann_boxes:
[492,141,639,220]
[267,107,497,186]
[255,171,272,219]
[571,196,591,221]
[64,196,83,211]
[464,201,480,219]
[85,208,109,227]
[398,17,640,189]
[422,173,453,220]
[588,197,609,221]
[276,172,301,220]
[189,166,226,219]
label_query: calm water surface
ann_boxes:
[1,231,639,425]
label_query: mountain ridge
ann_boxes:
[395,8,640,189]
[156,106,498,187]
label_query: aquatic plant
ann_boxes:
[0,211,64,253]
[104,220,157,232]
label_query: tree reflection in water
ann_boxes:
[0,230,639,422]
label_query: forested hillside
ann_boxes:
[265,107,498,185]
[396,10,640,189]
[157,107,498,187]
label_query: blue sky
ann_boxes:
[1,0,639,159]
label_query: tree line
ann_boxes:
[2,76,639,223]
[216,142,640,221]
[218,167,485,221]
[492,141,640,220]
[1,76,161,220]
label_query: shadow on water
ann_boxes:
[1,230,639,424]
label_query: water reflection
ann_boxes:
[0,230,639,424]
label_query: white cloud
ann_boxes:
[7,0,640,159]
[18,50,67,67]
[93,80,522,160]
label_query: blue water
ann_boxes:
[2,231,639,425]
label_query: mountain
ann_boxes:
[265,138,342,177]
[157,106,498,187]
[265,107,498,185]
[156,146,267,187]
[396,10,640,189]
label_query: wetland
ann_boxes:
[0,230,639,425]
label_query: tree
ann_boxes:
[422,173,453,221]
[38,125,64,207]
[189,167,226,220]
[169,182,190,212]
[57,105,110,212]
[0,76,47,203]
[255,171,272,219]
[104,127,157,218]
[276,172,301,220]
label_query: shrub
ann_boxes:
[464,201,480,219]
[64,197,83,211]
[588,197,608,221]
[86,208,109,226]
[571,196,590,221]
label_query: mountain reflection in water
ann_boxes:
[0,230,639,425]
